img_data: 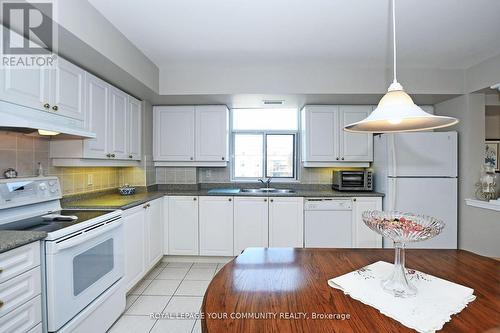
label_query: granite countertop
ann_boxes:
[62,187,384,210]
[0,230,47,253]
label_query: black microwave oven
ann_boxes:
[332,170,373,191]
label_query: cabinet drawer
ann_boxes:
[0,266,41,318]
[0,243,40,284]
[0,295,41,333]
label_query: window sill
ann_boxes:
[465,198,500,212]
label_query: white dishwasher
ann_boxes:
[304,198,353,248]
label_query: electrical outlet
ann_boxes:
[87,174,93,186]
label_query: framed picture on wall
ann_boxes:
[485,140,499,172]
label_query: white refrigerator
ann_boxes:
[372,131,458,249]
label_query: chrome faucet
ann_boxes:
[258,177,272,189]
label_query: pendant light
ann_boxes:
[344,0,458,133]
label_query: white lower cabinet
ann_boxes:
[168,196,199,255]
[233,197,269,255]
[146,198,163,264]
[123,205,146,292]
[199,196,234,256]
[123,198,163,292]
[0,242,42,333]
[269,197,304,247]
[352,197,383,248]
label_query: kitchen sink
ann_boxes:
[240,188,296,194]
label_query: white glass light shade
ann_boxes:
[38,129,60,136]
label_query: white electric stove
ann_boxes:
[0,177,125,333]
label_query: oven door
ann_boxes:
[45,217,124,332]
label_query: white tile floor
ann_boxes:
[107,261,225,333]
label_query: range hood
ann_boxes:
[0,100,96,139]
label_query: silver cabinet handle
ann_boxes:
[341,157,344,160]
[264,199,267,202]
[143,204,148,209]
[43,103,50,109]
[193,197,197,201]
[129,155,133,158]
[228,198,232,202]
[190,157,194,160]
[336,157,339,160]
[270,199,274,202]
[111,154,116,158]
[52,105,58,111]
[222,157,225,160]
[106,153,111,158]
[0,300,3,308]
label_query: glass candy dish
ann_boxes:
[362,211,445,298]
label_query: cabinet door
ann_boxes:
[123,206,146,292]
[233,197,268,255]
[195,105,228,162]
[109,87,128,159]
[269,197,304,247]
[154,106,195,161]
[145,198,163,267]
[352,197,382,248]
[83,73,109,158]
[303,106,339,162]
[127,96,142,160]
[0,66,49,111]
[168,196,199,255]
[51,58,85,120]
[339,106,373,161]
[0,31,49,112]
[199,196,233,256]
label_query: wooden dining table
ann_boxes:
[201,248,500,333]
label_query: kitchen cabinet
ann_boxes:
[352,197,382,248]
[123,205,146,292]
[0,242,42,333]
[108,87,128,159]
[154,106,195,161]
[50,73,142,166]
[301,105,373,167]
[168,196,199,255]
[0,57,84,121]
[199,196,234,256]
[153,105,228,166]
[51,58,85,120]
[127,96,142,160]
[123,198,164,292]
[339,106,373,162]
[233,197,269,255]
[195,105,228,162]
[145,198,163,265]
[269,197,304,247]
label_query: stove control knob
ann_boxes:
[39,183,47,191]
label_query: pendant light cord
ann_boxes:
[392,0,397,84]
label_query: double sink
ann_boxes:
[240,188,296,194]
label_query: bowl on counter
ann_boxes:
[118,185,136,196]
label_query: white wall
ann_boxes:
[159,62,465,95]
[466,53,500,93]
[435,94,500,257]
[53,0,159,93]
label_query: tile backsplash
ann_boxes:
[0,130,146,196]
[155,164,347,185]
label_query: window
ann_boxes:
[232,109,298,181]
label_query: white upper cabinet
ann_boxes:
[233,197,269,255]
[0,67,49,112]
[199,196,234,256]
[83,73,109,159]
[108,87,128,159]
[50,72,142,165]
[127,96,142,160]
[352,197,382,248]
[168,196,199,255]
[154,106,195,161]
[269,197,304,248]
[301,105,373,166]
[51,58,85,120]
[195,105,228,162]
[339,106,373,162]
[153,105,229,166]
[302,105,338,162]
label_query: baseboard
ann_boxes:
[161,255,234,264]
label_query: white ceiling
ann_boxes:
[89,0,500,70]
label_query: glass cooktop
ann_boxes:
[0,209,115,233]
